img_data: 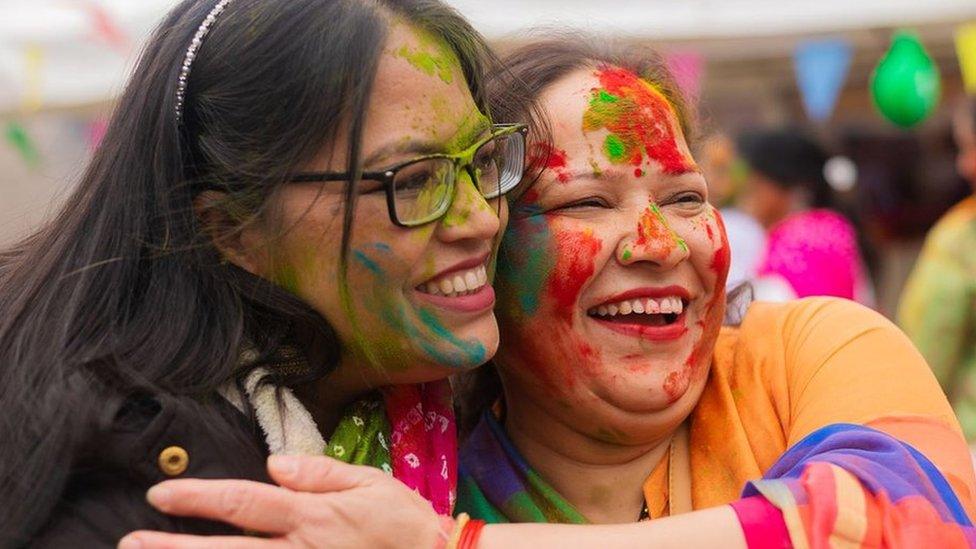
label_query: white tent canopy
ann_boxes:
[0,0,974,113]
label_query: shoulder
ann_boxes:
[715,297,903,384]
[33,391,270,546]
[728,297,887,347]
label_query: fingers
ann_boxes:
[145,479,297,534]
[267,454,381,493]
[119,531,288,549]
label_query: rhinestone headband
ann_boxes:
[175,0,237,123]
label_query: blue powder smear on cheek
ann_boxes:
[418,308,487,365]
[354,246,485,368]
[497,206,552,316]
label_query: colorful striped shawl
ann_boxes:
[458,412,976,547]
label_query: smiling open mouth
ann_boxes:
[587,296,686,326]
[416,264,488,298]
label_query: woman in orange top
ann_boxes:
[122,39,976,549]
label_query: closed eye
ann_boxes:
[665,192,705,206]
[552,197,611,211]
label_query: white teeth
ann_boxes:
[588,295,687,318]
[419,265,489,298]
[439,278,454,295]
[464,271,479,290]
[453,275,467,293]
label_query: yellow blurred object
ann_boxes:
[957,22,976,94]
[23,45,44,113]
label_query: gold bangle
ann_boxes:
[446,513,470,549]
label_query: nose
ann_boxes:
[434,168,502,243]
[615,202,690,269]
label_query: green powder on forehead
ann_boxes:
[603,134,627,162]
[394,27,459,85]
[443,110,492,153]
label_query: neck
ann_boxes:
[502,383,674,524]
[293,356,375,440]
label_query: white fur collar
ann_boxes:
[220,367,326,455]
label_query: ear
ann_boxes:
[193,190,267,276]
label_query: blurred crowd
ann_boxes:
[700,96,976,442]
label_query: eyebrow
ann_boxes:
[556,164,700,184]
[362,119,492,168]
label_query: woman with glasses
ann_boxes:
[0,0,527,545]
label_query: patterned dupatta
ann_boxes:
[325,380,458,515]
[456,410,587,523]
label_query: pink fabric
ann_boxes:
[730,496,793,549]
[383,379,457,514]
[758,209,868,303]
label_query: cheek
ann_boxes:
[546,224,603,323]
[495,215,606,391]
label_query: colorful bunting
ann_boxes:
[664,51,705,105]
[5,121,40,167]
[956,22,976,94]
[793,39,852,122]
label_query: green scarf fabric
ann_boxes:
[324,395,393,473]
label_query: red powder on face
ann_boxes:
[663,369,690,404]
[681,210,731,384]
[529,142,572,183]
[582,66,696,175]
[635,203,677,259]
[709,211,731,278]
[547,229,603,324]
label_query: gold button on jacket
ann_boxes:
[158,446,189,476]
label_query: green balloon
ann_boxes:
[870,32,941,128]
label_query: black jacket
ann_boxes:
[31,392,273,548]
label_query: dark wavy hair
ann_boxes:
[453,36,732,438]
[0,0,498,542]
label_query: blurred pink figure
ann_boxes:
[758,209,872,304]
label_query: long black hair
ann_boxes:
[0,0,497,542]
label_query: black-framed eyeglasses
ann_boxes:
[288,123,528,227]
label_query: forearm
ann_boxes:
[478,505,746,549]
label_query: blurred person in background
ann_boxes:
[736,127,874,305]
[899,96,976,442]
[700,133,795,301]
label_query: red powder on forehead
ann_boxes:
[547,229,603,323]
[528,143,572,183]
[582,66,696,175]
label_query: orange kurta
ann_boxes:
[644,297,976,521]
